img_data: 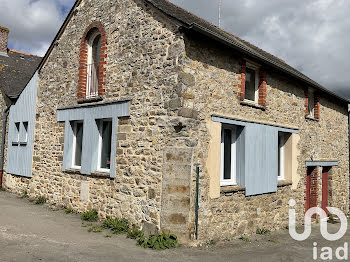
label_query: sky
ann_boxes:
[0,0,349,99]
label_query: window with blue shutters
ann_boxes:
[214,116,298,196]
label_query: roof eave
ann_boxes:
[187,23,349,104]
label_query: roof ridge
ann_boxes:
[157,0,286,64]
[8,49,42,58]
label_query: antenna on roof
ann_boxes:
[218,0,222,27]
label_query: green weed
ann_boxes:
[35,196,46,205]
[137,233,179,250]
[81,210,99,222]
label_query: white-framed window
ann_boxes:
[278,132,285,180]
[245,62,259,102]
[22,122,28,143]
[72,121,84,169]
[14,122,20,143]
[308,88,315,118]
[86,30,101,98]
[220,125,236,186]
[97,119,112,172]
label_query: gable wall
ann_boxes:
[3,0,189,233]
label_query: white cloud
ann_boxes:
[0,0,70,56]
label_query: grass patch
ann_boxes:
[137,233,179,250]
[206,239,217,246]
[81,210,99,222]
[65,207,74,214]
[20,190,29,198]
[256,228,270,235]
[239,236,251,242]
[102,218,129,234]
[35,196,46,205]
[105,234,112,238]
[88,226,103,233]
[99,216,179,251]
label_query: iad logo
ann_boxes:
[288,199,348,260]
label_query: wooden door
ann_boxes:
[305,167,311,212]
[321,167,330,216]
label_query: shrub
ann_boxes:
[127,225,144,239]
[35,196,46,205]
[102,218,129,234]
[81,210,99,222]
[137,233,179,250]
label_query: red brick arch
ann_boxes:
[77,22,107,100]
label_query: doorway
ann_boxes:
[321,167,330,215]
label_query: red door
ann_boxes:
[305,167,311,212]
[321,167,330,216]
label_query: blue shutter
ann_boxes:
[244,124,278,196]
[236,126,245,186]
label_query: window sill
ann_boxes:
[305,116,319,122]
[63,168,111,179]
[12,142,28,146]
[78,95,103,104]
[240,100,266,111]
[220,185,245,195]
[277,180,292,187]
[220,180,292,196]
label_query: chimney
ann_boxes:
[0,26,9,56]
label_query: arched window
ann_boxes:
[87,30,101,98]
[78,22,107,101]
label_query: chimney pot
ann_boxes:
[0,26,9,56]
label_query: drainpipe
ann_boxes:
[0,105,11,188]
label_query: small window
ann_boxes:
[278,132,285,180]
[220,125,236,186]
[72,121,84,168]
[22,122,28,143]
[245,63,259,102]
[98,119,112,171]
[308,88,315,118]
[13,122,20,145]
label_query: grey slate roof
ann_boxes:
[0,49,41,100]
[145,0,349,104]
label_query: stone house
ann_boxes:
[0,26,41,185]
[1,0,349,242]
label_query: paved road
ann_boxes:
[0,191,348,262]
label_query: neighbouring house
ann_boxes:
[0,26,41,184]
[2,0,349,243]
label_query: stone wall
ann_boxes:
[179,32,349,241]
[3,0,188,232]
